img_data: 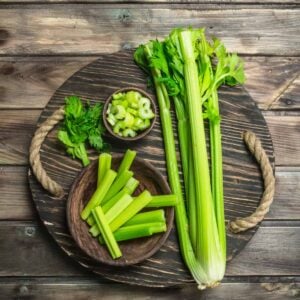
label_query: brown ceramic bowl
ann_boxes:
[66,155,174,266]
[103,87,157,141]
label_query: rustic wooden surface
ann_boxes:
[0,1,299,298]
[28,50,273,287]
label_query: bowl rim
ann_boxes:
[66,154,174,266]
[102,87,157,142]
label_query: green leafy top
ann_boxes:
[58,96,107,166]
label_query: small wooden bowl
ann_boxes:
[67,155,174,266]
[103,87,157,141]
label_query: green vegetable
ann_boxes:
[124,210,166,226]
[81,169,117,220]
[134,28,245,288]
[99,222,167,244]
[87,177,140,227]
[117,149,136,174]
[102,170,133,204]
[92,206,121,259]
[89,193,133,237]
[107,91,155,137]
[97,153,112,187]
[146,194,178,207]
[58,96,107,166]
[110,190,152,232]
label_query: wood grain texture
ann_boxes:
[0,278,299,300]
[0,8,299,55]
[27,51,274,286]
[0,58,93,109]
[0,166,35,220]
[2,112,297,166]
[1,57,299,110]
[2,166,299,221]
[0,222,299,277]
[265,115,300,166]
[2,167,299,221]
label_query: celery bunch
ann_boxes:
[134,28,245,288]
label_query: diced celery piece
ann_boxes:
[123,129,137,137]
[127,107,138,116]
[139,97,151,109]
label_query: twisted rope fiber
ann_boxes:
[228,130,275,233]
[29,108,275,230]
[29,106,65,198]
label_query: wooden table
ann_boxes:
[0,2,299,299]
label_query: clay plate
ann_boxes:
[67,155,174,266]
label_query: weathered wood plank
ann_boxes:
[1,166,299,221]
[243,57,300,110]
[0,222,298,277]
[0,166,35,220]
[0,8,299,55]
[0,110,39,165]
[0,110,298,166]
[264,115,300,166]
[0,279,299,300]
[1,0,299,3]
[0,57,93,109]
[1,57,299,110]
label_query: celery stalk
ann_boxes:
[87,178,139,228]
[146,194,177,207]
[99,222,167,244]
[105,194,133,224]
[117,149,136,174]
[81,169,117,220]
[97,153,112,187]
[179,30,224,284]
[109,190,152,232]
[102,170,133,203]
[92,206,122,259]
[124,210,165,226]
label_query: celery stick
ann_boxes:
[90,208,166,237]
[103,187,131,214]
[105,194,133,223]
[87,178,139,227]
[99,222,167,244]
[124,210,165,226]
[110,190,152,232]
[92,207,122,259]
[102,170,133,203]
[81,169,117,220]
[146,194,178,207]
[117,149,136,174]
[86,215,95,226]
[97,153,112,187]
[90,194,133,237]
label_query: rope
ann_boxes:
[28,107,275,231]
[228,130,275,233]
[29,106,65,198]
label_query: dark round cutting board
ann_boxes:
[28,50,274,288]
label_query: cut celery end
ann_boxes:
[99,222,167,244]
[146,194,178,207]
[97,153,112,187]
[124,209,165,226]
[81,169,117,220]
[92,207,122,259]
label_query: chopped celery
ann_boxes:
[146,194,178,207]
[102,169,133,203]
[123,129,137,137]
[81,169,117,220]
[97,153,112,187]
[139,107,155,119]
[139,97,151,109]
[110,190,152,232]
[117,149,136,174]
[124,210,165,226]
[92,207,122,259]
[105,194,133,224]
[99,222,167,244]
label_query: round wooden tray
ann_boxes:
[28,50,274,288]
